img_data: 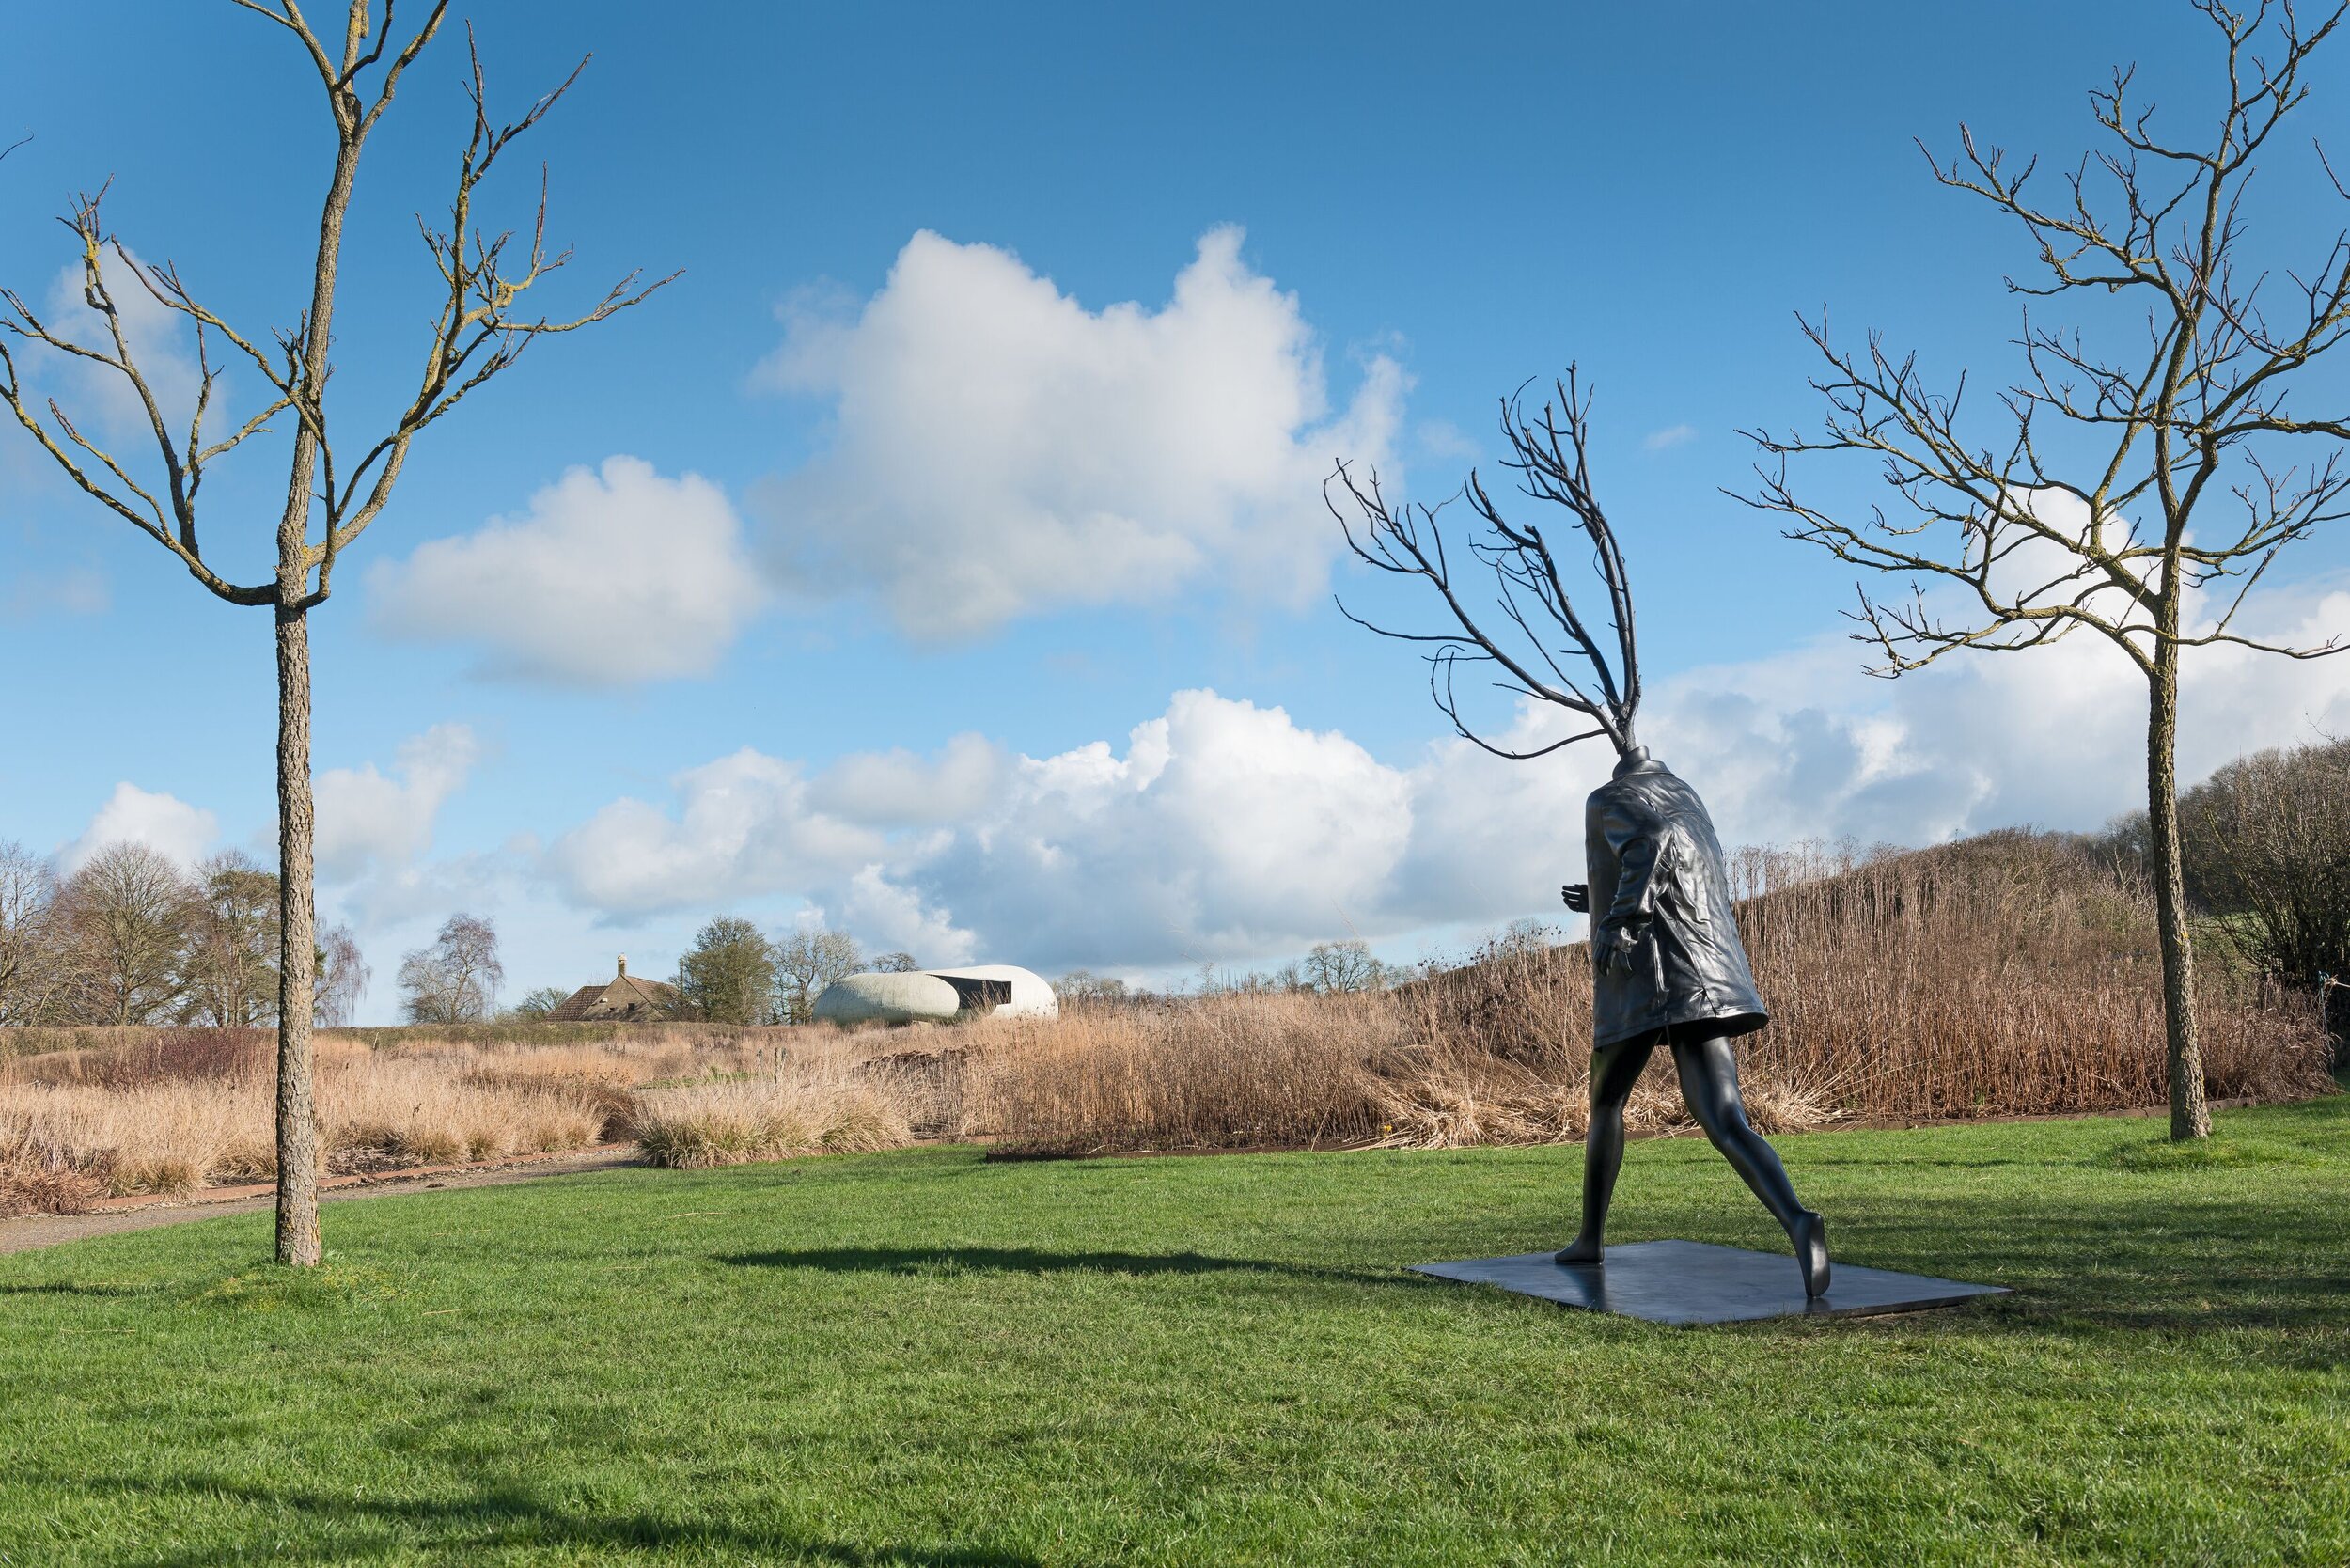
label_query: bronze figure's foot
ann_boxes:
[1554,1236,1604,1267]
[1793,1211,1830,1297]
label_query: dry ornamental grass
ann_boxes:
[630,1075,912,1168]
[0,833,2335,1211]
[0,1023,939,1213]
[967,833,2333,1154]
[0,1030,829,1212]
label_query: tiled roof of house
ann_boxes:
[545,957,679,1023]
[544,984,605,1023]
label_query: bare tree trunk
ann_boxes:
[264,123,361,1268]
[274,597,321,1264]
[2147,635,2211,1140]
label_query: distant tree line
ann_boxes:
[1047,927,1564,1009]
[375,914,912,1027]
[0,839,368,1027]
[506,985,573,1022]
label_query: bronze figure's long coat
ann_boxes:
[1585,755,1768,1049]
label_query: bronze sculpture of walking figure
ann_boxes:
[1559,752,1827,1294]
[1330,367,1830,1296]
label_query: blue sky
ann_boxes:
[4,2,2348,1020]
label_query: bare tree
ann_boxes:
[397,913,502,1025]
[1329,369,1641,762]
[0,840,68,1026]
[314,921,369,1027]
[1052,969,1129,1004]
[184,851,281,1028]
[55,842,197,1026]
[772,928,862,1024]
[0,6,670,1260]
[1301,939,1386,994]
[1288,945,1372,992]
[1742,4,2350,1138]
[871,951,921,973]
[1487,917,1560,962]
[503,984,570,1022]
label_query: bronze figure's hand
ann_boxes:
[1600,924,1642,975]
[1561,883,1589,913]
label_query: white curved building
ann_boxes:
[811,963,1058,1026]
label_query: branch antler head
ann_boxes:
[1331,365,1646,760]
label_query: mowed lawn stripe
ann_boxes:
[2,1097,2346,1566]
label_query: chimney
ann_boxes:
[617,954,628,979]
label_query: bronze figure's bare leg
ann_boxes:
[1670,1031,1830,1296]
[1555,1036,1654,1264]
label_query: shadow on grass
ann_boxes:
[1748,1188,2350,1354]
[719,1245,1428,1292]
[722,1215,2350,1356]
[59,1471,1039,1567]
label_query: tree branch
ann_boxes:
[1329,369,1644,759]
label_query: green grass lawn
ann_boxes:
[3,1098,2347,1567]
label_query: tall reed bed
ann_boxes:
[0,1029,752,1213]
[1724,833,2325,1120]
[1,1047,619,1205]
[0,1018,790,1065]
[329,1020,782,1053]
[964,833,2332,1153]
[961,985,1841,1156]
[0,1025,927,1214]
[964,993,1399,1155]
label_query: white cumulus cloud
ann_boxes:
[315,723,482,884]
[1399,575,2350,917]
[61,783,218,873]
[368,457,763,684]
[544,748,887,916]
[755,227,1406,637]
[531,572,2350,975]
[541,691,1413,964]
[802,732,1005,827]
[901,690,1415,965]
[833,865,978,967]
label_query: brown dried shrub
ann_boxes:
[0,1122,99,1216]
[966,833,2334,1154]
[14,1027,273,1090]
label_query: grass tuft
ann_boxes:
[631,1076,912,1168]
[2099,1135,2310,1171]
